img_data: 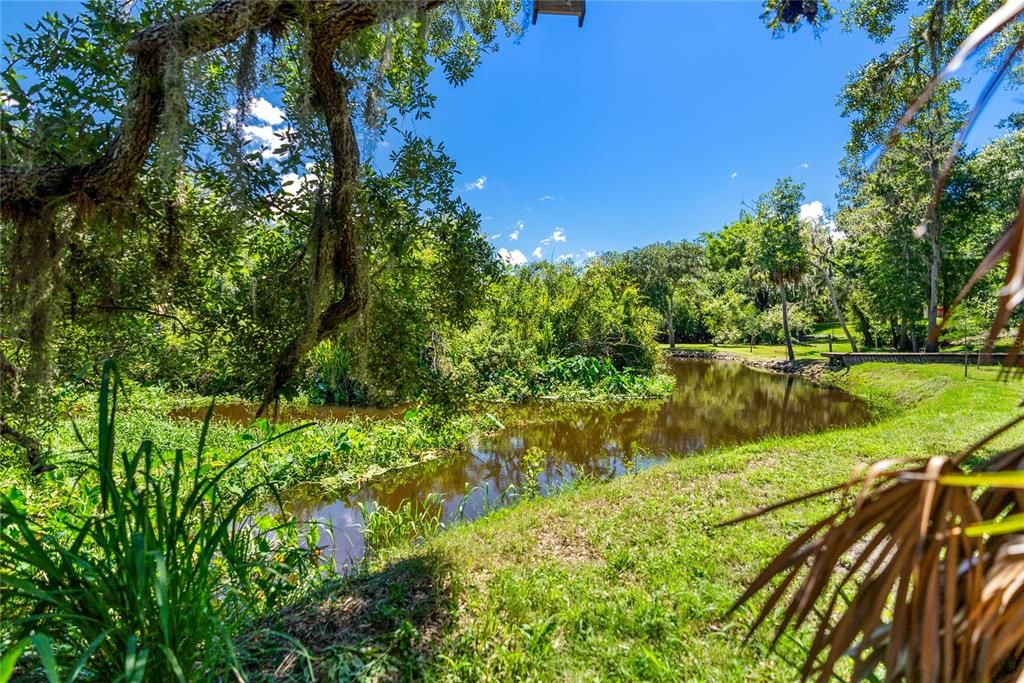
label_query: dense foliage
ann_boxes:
[0,363,320,680]
[644,128,1023,354]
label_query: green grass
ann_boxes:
[263,363,1024,680]
[665,338,855,361]
[663,320,1019,361]
[661,322,857,360]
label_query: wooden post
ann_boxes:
[828,334,833,353]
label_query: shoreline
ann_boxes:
[666,348,833,381]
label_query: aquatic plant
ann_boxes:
[358,493,447,553]
[520,446,547,499]
[0,361,319,680]
[537,355,674,399]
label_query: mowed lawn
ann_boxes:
[663,323,858,361]
[264,364,1024,681]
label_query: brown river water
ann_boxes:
[178,359,870,566]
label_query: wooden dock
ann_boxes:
[823,352,1010,367]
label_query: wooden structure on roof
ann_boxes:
[532,0,585,27]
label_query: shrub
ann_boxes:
[302,338,368,405]
[759,303,814,344]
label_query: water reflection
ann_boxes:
[285,359,870,567]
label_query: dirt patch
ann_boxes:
[532,520,604,566]
[246,553,454,680]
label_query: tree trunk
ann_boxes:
[898,316,911,352]
[780,281,795,362]
[850,300,874,348]
[923,6,945,353]
[667,290,675,349]
[926,225,941,352]
[818,264,857,352]
[259,30,365,410]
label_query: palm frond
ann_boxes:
[733,449,1024,682]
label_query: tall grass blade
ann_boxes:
[0,639,28,683]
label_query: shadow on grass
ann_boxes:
[245,551,455,681]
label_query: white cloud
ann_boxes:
[280,171,318,196]
[799,200,826,225]
[532,247,543,259]
[556,253,576,262]
[508,219,525,241]
[488,233,501,241]
[730,171,738,179]
[465,175,487,191]
[0,90,20,109]
[498,248,527,266]
[249,97,285,125]
[242,124,290,160]
[583,250,596,259]
[801,200,841,236]
[798,162,810,169]
[243,124,278,146]
[539,195,555,201]
[541,228,567,245]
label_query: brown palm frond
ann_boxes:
[736,3,1024,680]
[733,456,991,681]
[960,536,1024,682]
[733,443,1024,682]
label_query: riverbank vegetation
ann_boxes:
[260,360,1019,679]
[269,363,1023,679]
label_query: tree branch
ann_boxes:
[0,418,50,475]
[83,304,192,334]
[0,0,443,221]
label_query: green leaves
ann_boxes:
[750,177,809,285]
[0,639,28,683]
[761,0,834,36]
[0,361,317,679]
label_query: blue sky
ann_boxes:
[3,1,1020,264]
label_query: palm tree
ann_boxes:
[750,178,809,363]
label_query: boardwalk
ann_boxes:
[823,352,1010,368]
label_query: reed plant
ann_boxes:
[0,361,319,681]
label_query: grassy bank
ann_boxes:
[262,363,1024,680]
[663,321,1017,362]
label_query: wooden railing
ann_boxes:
[822,352,1009,367]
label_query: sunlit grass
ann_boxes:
[301,363,1024,679]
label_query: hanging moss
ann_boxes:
[155,35,187,188]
